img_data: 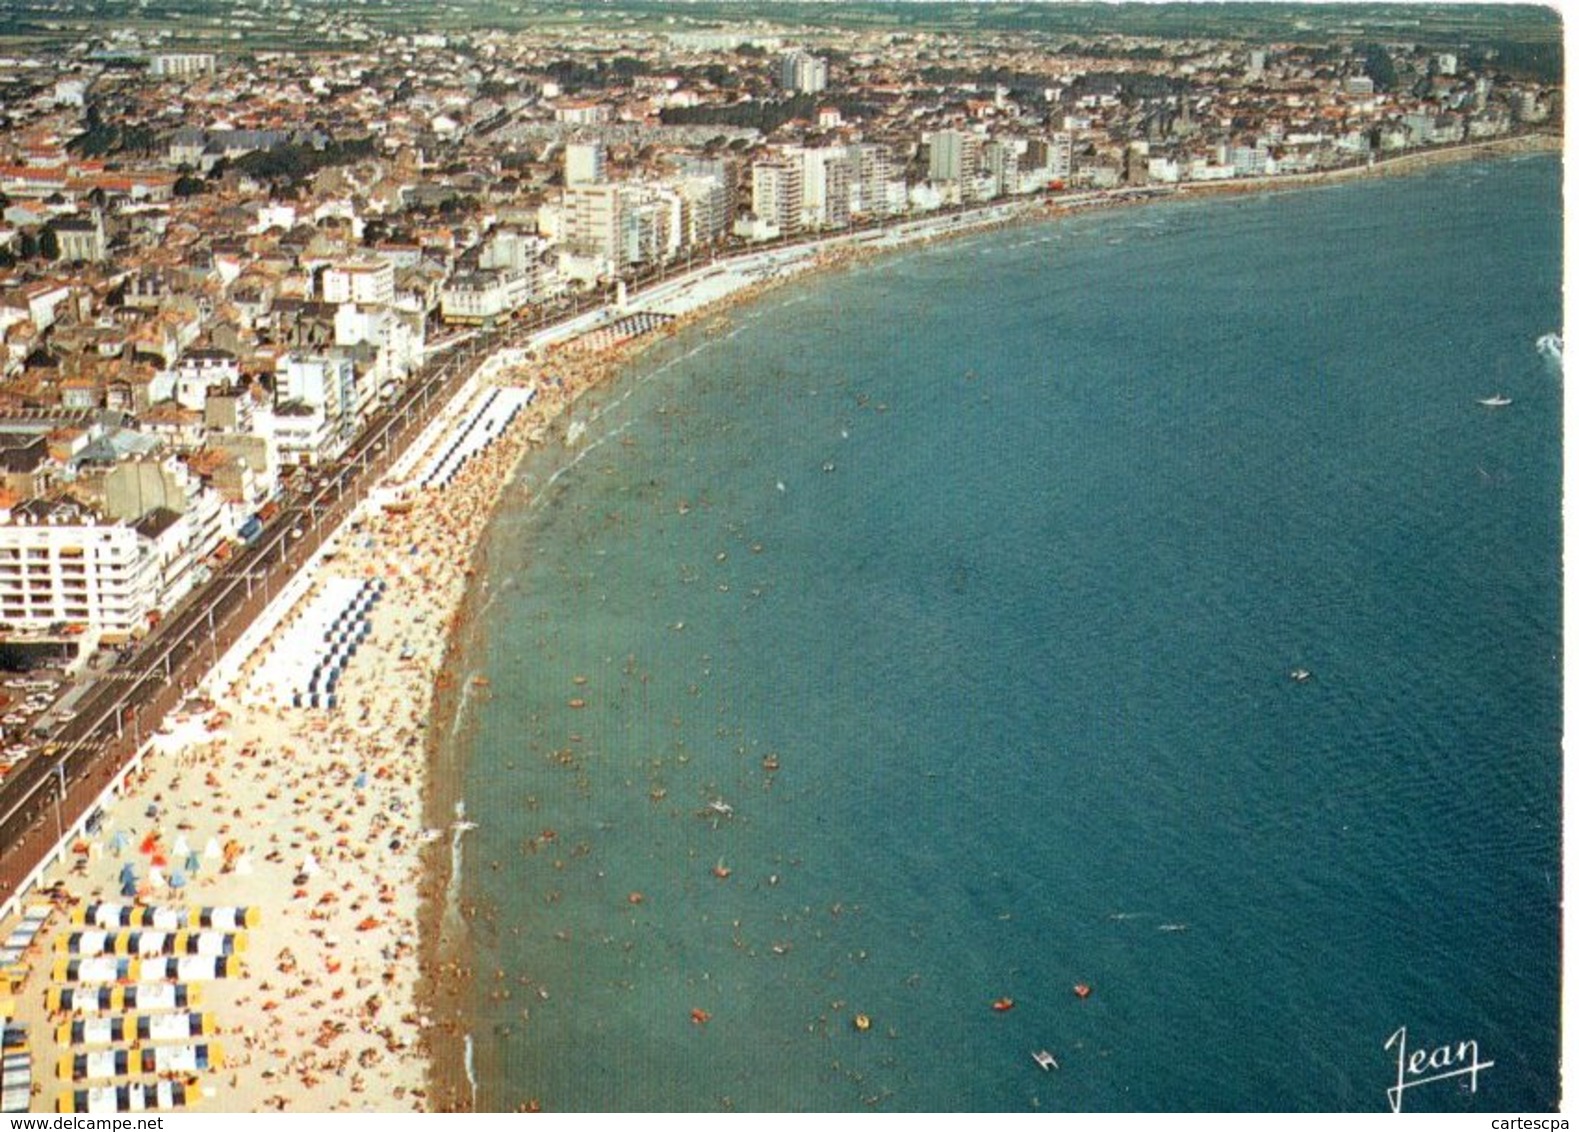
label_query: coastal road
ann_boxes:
[0,322,528,894]
[0,192,1046,897]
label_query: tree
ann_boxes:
[38,227,59,261]
[1363,44,1398,92]
[173,175,206,198]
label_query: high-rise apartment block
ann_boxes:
[565,142,607,186]
[0,501,160,637]
[562,182,627,267]
[780,51,828,94]
[752,160,804,235]
[928,130,981,185]
[149,53,217,79]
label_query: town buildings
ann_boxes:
[0,4,1554,661]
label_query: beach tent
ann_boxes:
[197,908,259,931]
[58,1080,195,1115]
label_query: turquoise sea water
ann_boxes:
[450,155,1562,1112]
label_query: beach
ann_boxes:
[0,129,1558,1114]
[0,206,992,1113]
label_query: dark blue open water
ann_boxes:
[451,155,1561,1111]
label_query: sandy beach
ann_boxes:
[0,215,920,1113]
[0,128,1556,1114]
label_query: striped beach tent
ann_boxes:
[0,1023,28,1114]
[57,1080,196,1114]
[132,955,242,982]
[46,984,201,1015]
[55,1012,216,1047]
[56,1048,132,1083]
[51,957,136,985]
[57,1043,223,1083]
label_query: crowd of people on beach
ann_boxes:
[0,251,819,1112]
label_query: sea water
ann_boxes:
[450,155,1561,1112]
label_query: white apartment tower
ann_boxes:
[562,182,627,268]
[1049,132,1074,182]
[849,143,900,216]
[149,53,217,79]
[751,160,804,235]
[796,147,853,229]
[780,51,828,94]
[321,259,395,307]
[929,130,981,185]
[0,500,161,637]
[984,140,1020,197]
[565,141,607,186]
[677,177,731,245]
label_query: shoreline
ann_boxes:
[410,130,1560,1113]
[0,133,1555,1114]
[411,249,913,1113]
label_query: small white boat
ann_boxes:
[1290,668,1312,683]
[1032,1049,1059,1071]
[1477,395,1512,407]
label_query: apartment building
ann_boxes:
[0,499,160,637]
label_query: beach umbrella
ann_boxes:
[120,877,138,899]
[148,867,165,889]
[300,854,320,877]
[173,836,191,858]
[169,871,187,890]
[109,831,129,857]
[119,863,138,885]
[185,853,201,875]
[204,838,220,861]
[353,773,368,790]
[235,855,253,877]
[145,803,159,820]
